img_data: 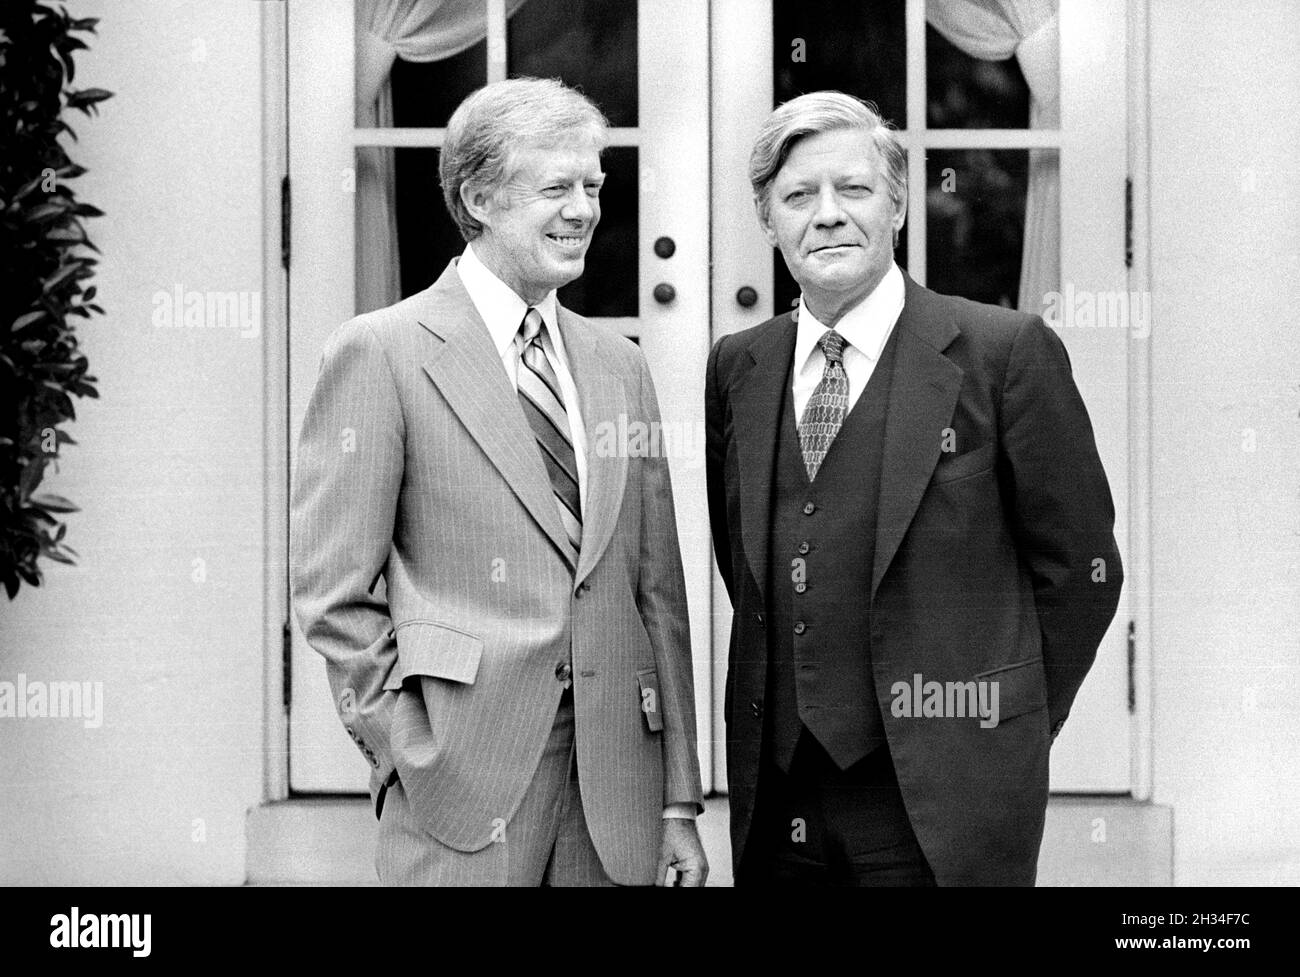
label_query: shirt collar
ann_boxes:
[457,242,561,358]
[794,261,905,370]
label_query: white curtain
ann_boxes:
[926,0,1059,315]
[355,0,529,313]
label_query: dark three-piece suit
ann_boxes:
[706,271,1123,885]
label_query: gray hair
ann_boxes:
[440,77,609,241]
[749,91,907,228]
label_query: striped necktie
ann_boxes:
[516,308,582,564]
[799,328,849,481]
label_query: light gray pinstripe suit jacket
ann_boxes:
[290,260,704,884]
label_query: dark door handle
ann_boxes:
[736,285,758,308]
[653,283,676,304]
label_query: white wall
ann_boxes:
[0,0,267,884]
[1148,0,1300,884]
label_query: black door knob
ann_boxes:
[653,236,676,259]
[653,283,676,304]
[736,285,758,308]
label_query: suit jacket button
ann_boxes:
[803,502,816,515]
[794,621,806,635]
[794,582,807,594]
[555,662,572,683]
[797,541,810,554]
[750,700,762,718]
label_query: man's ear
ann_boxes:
[460,180,496,229]
[891,199,908,247]
[756,198,778,248]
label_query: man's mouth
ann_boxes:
[809,243,857,254]
[547,232,588,251]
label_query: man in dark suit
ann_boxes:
[706,91,1123,886]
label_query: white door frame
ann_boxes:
[1125,0,1154,804]
[262,0,289,803]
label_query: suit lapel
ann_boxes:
[556,306,627,587]
[872,273,964,596]
[417,262,575,569]
[732,314,798,601]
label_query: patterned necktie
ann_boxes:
[799,329,849,481]
[516,308,582,564]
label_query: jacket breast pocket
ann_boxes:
[382,621,483,689]
[931,442,996,485]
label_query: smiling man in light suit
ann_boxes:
[292,78,706,886]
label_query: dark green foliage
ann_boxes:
[1,2,111,599]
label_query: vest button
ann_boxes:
[794,582,807,594]
[750,700,763,718]
[793,621,806,635]
[803,502,816,515]
[797,541,810,555]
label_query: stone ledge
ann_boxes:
[1038,796,1174,886]
[245,795,1172,886]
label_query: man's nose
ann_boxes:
[560,185,594,223]
[812,185,845,226]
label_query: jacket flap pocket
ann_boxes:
[383,621,483,689]
[636,667,664,732]
[932,442,996,484]
[973,657,1047,724]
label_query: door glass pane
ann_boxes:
[557,146,638,317]
[773,0,906,126]
[926,148,1059,311]
[353,146,456,315]
[357,146,638,318]
[357,5,490,130]
[926,16,1054,130]
[386,45,486,128]
[392,147,457,301]
[508,0,638,126]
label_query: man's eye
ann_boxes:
[844,184,871,193]
[542,186,567,197]
[785,190,809,202]
[585,183,603,196]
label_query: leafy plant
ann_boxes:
[1,2,111,599]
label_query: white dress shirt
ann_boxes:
[792,262,906,424]
[456,244,695,823]
[457,243,588,510]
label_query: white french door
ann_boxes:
[286,0,712,793]
[285,0,1135,798]
[710,0,1133,792]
